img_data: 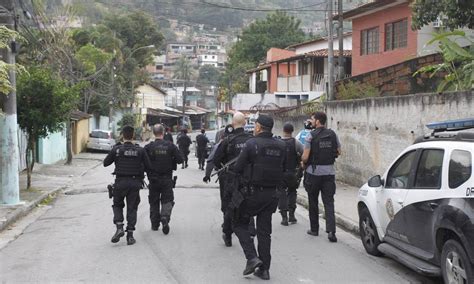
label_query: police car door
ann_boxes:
[378,149,418,242]
[402,145,464,258]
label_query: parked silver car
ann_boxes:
[87,129,115,152]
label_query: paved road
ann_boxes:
[0,154,440,283]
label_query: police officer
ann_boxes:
[176,128,192,169]
[164,127,174,143]
[103,125,151,245]
[144,124,183,235]
[232,114,286,280]
[278,122,304,226]
[203,124,234,183]
[213,112,253,247]
[195,129,209,170]
[301,111,341,242]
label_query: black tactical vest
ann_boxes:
[283,138,299,171]
[114,143,144,176]
[309,128,338,166]
[246,137,286,187]
[146,140,174,175]
[226,131,252,161]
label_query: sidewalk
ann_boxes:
[0,153,103,232]
[296,181,360,236]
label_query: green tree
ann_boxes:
[173,56,195,81]
[198,65,221,87]
[221,11,306,99]
[0,26,26,98]
[411,0,474,30]
[17,67,80,188]
[414,30,474,92]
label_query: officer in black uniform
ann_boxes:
[232,115,286,280]
[103,125,151,245]
[203,124,234,183]
[164,127,174,143]
[144,124,183,235]
[213,112,253,247]
[301,111,341,243]
[176,128,192,169]
[195,129,209,170]
[278,123,304,226]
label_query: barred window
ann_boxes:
[385,19,408,51]
[361,27,379,55]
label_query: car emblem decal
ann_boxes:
[386,198,395,220]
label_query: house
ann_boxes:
[239,34,352,109]
[134,83,180,128]
[145,55,166,80]
[70,110,91,155]
[342,0,473,76]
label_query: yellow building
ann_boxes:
[71,110,91,154]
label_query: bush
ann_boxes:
[336,81,379,100]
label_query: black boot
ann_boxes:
[185,161,188,168]
[254,268,270,280]
[328,232,337,243]
[280,211,289,226]
[288,210,297,224]
[126,231,136,245]
[161,218,170,235]
[111,224,125,243]
[222,233,232,247]
[182,164,185,169]
[243,257,263,275]
[151,223,159,231]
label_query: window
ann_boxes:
[299,61,309,75]
[414,149,444,189]
[361,27,379,55]
[155,65,163,70]
[449,150,472,188]
[204,55,208,59]
[385,19,408,51]
[386,150,417,189]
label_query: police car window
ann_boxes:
[449,150,472,189]
[414,149,444,189]
[386,150,417,189]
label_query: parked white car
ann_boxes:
[357,118,474,283]
[87,129,116,152]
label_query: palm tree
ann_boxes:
[173,56,194,116]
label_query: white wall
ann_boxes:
[295,35,353,55]
[232,93,276,111]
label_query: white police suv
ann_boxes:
[357,118,474,283]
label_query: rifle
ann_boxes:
[211,156,239,177]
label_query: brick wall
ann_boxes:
[335,53,444,97]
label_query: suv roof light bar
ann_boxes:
[426,118,474,133]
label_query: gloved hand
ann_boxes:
[203,176,210,183]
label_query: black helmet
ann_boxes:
[304,120,313,130]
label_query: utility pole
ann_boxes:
[182,63,187,128]
[338,0,345,80]
[327,0,335,101]
[0,0,20,204]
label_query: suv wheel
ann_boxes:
[359,207,382,256]
[441,239,473,284]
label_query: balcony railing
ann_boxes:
[277,73,352,93]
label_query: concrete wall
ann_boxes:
[37,127,67,164]
[325,91,474,187]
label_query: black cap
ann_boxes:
[256,115,274,129]
[283,122,294,133]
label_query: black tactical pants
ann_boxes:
[221,174,256,236]
[180,149,190,166]
[278,172,298,212]
[304,174,336,233]
[233,188,279,270]
[112,178,142,231]
[197,148,207,168]
[148,178,174,226]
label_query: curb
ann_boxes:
[0,186,65,232]
[296,193,360,236]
